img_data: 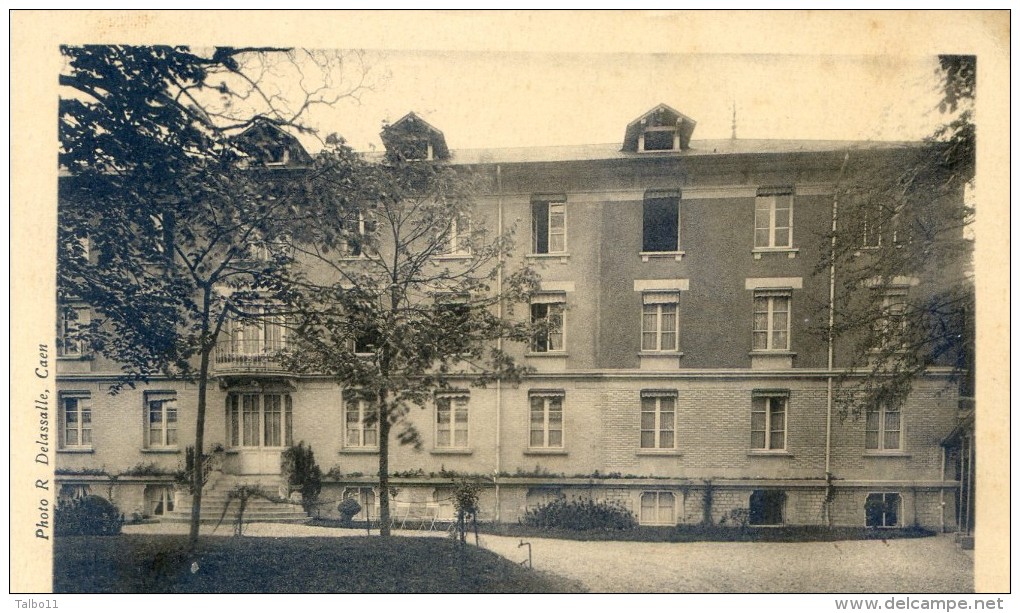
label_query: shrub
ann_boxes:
[280,442,323,513]
[338,498,362,525]
[55,495,124,536]
[522,497,636,531]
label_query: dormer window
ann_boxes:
[266,145,290,166]
[381,112,450,162]
[640,124,680,152]
[623,104,696,153]
[404,138,433,162]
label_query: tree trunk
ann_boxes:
[377,388,391,537]
[188,290,214,552]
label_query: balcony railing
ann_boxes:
[213,339,289,374]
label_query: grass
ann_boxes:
[54,535,585,593]
[481,523,936,543]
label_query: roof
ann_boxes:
[438,138,919,166]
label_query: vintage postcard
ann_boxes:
[9,10,1010,603]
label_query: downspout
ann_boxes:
[494,164,504,523]
[940,446,946,533]
[825,151,850,525]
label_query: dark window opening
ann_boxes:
[865,493,900,527]
[642,194,680,252]
[749,489,785,525]
[532,198,565,254]
[403,138,430,161]
[643,129,676,151]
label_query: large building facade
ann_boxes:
[55,105,963,530]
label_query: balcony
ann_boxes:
[213,339,291,376]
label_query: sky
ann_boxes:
[283,50,946,154]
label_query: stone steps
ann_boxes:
[165,472,309,524]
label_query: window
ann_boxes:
[641,292,679,352]
[145,391,178,448]
[60,392,92,449]
[529,392,564,449]
[57,306,89,357]
[640,491,676,525]
[865,492,901,527]
[435,393,469,449]
[226,393,293,448]
[642,190,680,252]
[754,188,793,249]
[227,307,287,355]
[145,485,175,516]
[344,396,378,449]
[751,392,787,451]
[749,490,786,525]
[866,404,902,451]
[862,204,883,248]
[752,290,791,351]
[445,214,471,256]
[343,487,377,520]
[874,292,908,350]
[531,294,565,353]
[532,196,566,254]
[642,126,678,151]
[341,209,376,257]
[58,484,91,506]
[640,391,676,450]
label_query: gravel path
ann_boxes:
[123,523,973,593]
[476,533,974,593]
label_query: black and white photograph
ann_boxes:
[10,10,1010,604]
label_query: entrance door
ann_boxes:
[226,392,293,475]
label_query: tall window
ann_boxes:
[228,307,287,354]
[531,294,565,352]
[145,391,178,448]
[341,209,376,257]
[641,292,679,351]
[874,292,908,350]
[640,491,676,525]
[642,190,680,252]
[866,404,902,451]
[532,196,566,254]
[640,391,676,450]
[435,393,469,449]
[754,188,793,248]
[226,393,292,448]
[445,214,471,256]
[145,485,175,516]
[865,492,901,527]
[861,204,883,248]
[57,306,89,358]
[345,396,378,448]
[751,392,787,451]
[60,392,92,449]
[752,290,791,351]
[529,392,564,449]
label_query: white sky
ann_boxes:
[290,50,945,154]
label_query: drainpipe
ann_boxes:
[825,151,850,525]
[940,446,946,533]
[494,164,504,523]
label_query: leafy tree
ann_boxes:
[57,45,371,549]
[820,55,975,418]
[279,136,538,536]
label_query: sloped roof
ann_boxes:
[233,119,313,166]
[441,138,916,166]
[380,112,450,160]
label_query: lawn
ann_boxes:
[54,535,585,593]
